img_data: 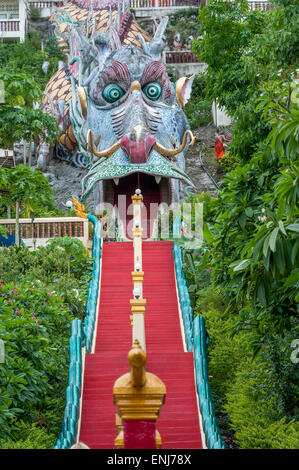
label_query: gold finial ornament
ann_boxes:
[131,194,143,204]
[128,339,147,388]
[72,196,87,219]
[113,342,166,421]
[113,341,166,448]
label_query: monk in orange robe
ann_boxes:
[215,135,226,160]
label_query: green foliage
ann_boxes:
[30,7,41,21]
[0,238,92,448]
[194,288,299,448]
[224,358,299,449]
[184,0,299,448]
[0,281,72,443]
[0,163,65,220]
[197,90,299,346]
[39,394,67,438]
[196,293,249,416]
[218,151,241,173]
[193,0,299,160]
[0,422,56,449]
[0,36,64,90]
[184,74,212,128]
[0,71,59,148]
[46,236,91,279]
[182,250,211,308]
[0,106,59,149]
[0,71,59,149]
[0,165,56,218]
[0,37,62,151]
[166,8,199,50]
[0,241,93,318]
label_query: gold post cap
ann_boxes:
[132,227,143,237]
[113,341,166,421]
[131,194,143,204]
[130,298,146,314]
[131,271,144,282]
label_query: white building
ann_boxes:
[29,1,64,18]
[0,1,27,42]
[0,1,63,42]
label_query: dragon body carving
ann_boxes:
[39,0,195,221]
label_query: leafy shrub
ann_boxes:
[194,287,299,449]
[0,281,72,446]
[0,35,64,90]
[0,236,93,447]
[38,394,67,438]
[195,290,249,409]
[0,421,56,449]
[0,239,93,319]
[29,7,41,21]
[224,358,299,449]
[185,99,213,129]
[218,151,241,173]
[185,74,213,128]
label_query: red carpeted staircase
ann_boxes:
[79,241,202,449]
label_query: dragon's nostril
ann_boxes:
[120,133,156,164]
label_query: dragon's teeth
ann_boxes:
[155,176,162,184]
[113,178,119,186]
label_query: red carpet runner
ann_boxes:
[79,241,202,449]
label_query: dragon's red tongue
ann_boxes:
[120,135,156,163]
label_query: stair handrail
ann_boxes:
[193,315,226,449]
[53,318,83,449]
[83,213,103,353]
[131,189,146,351]
[172,217,193,351]
[172,216,225,449]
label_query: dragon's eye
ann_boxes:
[142,82,162,101]
[102,83,125,103]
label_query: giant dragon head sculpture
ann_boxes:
[41,3,196,217]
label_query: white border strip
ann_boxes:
[76,345,86,443]
[76,233,103,442]
[91,236,104,354]
[193,355,207,449]
[174,268,188,353]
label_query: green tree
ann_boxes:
[46,237,89,278]
[0,71,59,165]
[0,165,55,245]
[190,0,299,342]
[0,36,64,90]
[180,1,299,445]
[193,0,299,160]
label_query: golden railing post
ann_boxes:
[131,189,146,351]
[132,189,143,275]
[130,298,146,352]
[113,340,166,449]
